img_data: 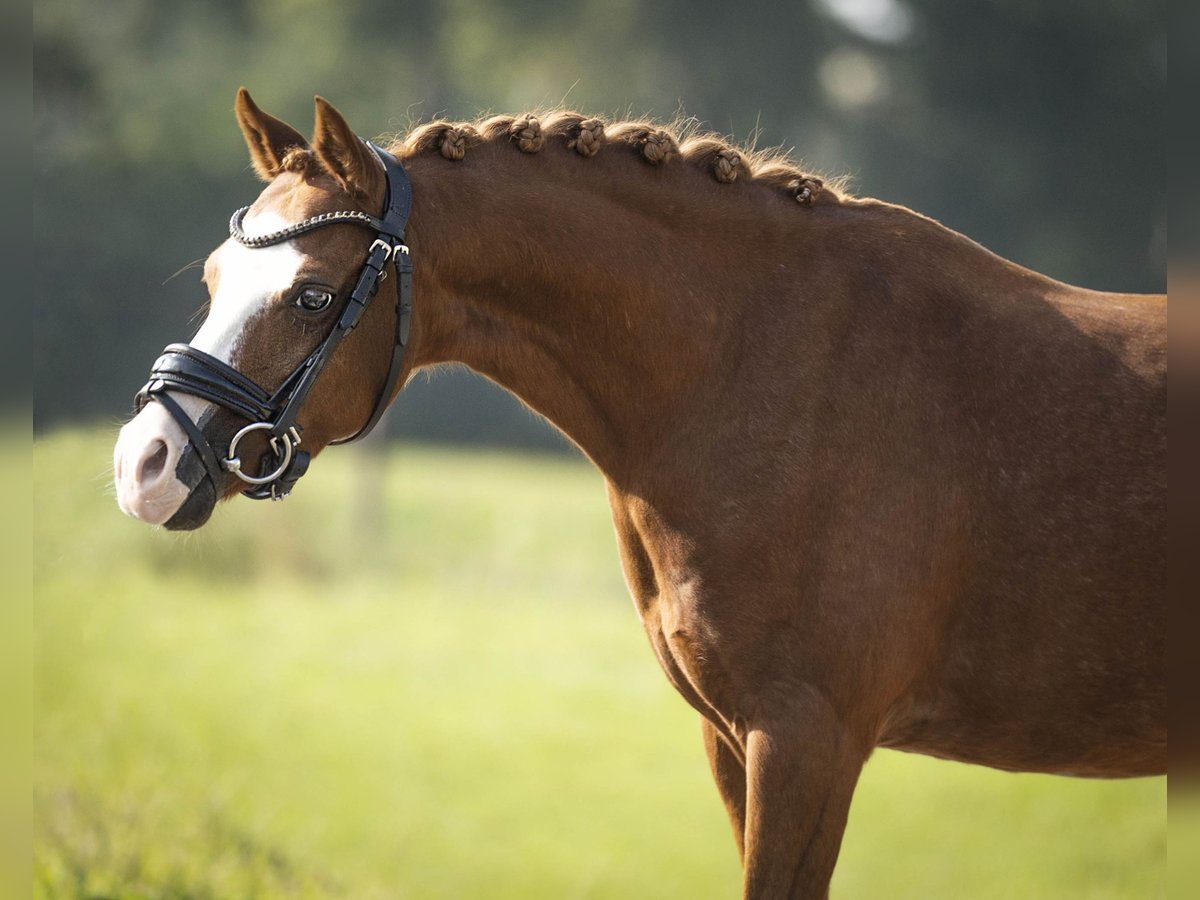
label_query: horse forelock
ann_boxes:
[278,145,319,177]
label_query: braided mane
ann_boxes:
[389,111,844,207]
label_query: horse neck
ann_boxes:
[399,145,1050,493]
[401,144,798,481]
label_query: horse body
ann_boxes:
[113,94,1165,898]
[400,138,1166,890]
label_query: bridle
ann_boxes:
[135,140,413,500]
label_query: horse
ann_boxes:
[112,89,1166,898]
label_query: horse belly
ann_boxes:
[880,581,1166,777]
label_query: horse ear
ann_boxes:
[312,96,381,200]
[235,87,309,181]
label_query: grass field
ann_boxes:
[34,428,1166,898]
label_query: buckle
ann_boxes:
[368,238,394,261]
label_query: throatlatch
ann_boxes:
[135,140,413,500]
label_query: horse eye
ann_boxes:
[296,287,334,312]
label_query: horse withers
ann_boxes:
[113,90,1166,898]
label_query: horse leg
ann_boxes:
[702,716,748,861]
[741,691,868,900]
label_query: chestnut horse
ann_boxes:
[113,91,1166,897]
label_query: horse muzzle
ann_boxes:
[160,440,220,531]
[113,399,220,528]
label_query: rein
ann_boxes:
[135,140,413,500]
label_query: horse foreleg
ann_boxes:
[741,692,867,900]
[702,716,748,861]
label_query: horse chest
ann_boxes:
[607,493,740,723]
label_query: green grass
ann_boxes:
[34,428,1166,898]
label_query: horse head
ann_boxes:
[114,90,411,529]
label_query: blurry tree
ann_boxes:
[823,0,1167,291]
[34,0,1165,440]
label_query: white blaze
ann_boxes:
[175,211,307,420]
[194,211,306,362]
[113,208,308,524]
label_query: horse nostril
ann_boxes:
[137,440,170,487]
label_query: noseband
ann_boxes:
[135,140,413,500]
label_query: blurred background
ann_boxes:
[33,1,1168,897]
[35,0,1167,441]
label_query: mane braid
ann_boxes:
[392,110,844,206]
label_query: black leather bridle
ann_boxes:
[135,140,413,500]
